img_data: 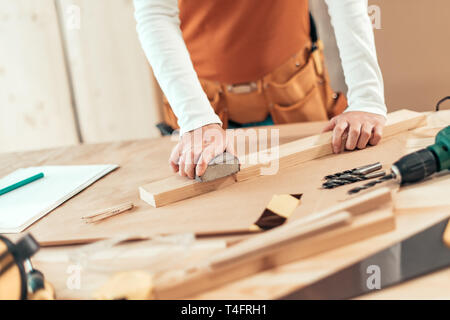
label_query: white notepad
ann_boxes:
[0,165,118,233]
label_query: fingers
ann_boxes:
[345,122,362,150]
[178,151,187,177]
[332,120,349,153]
[183,150,196,179]
[369,124,383,146]
[322,118,337,133]
[357,124,373,149]
[195,145,217,177]
[169,143,182,173]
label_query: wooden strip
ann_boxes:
[140,110,425,207]
[139,175,236,208]
[236,109,427,181]
[210,211,353,269]
[82,202,134,223]
[154,207,395,299]
[298,187,393,225]
[209,188,392,269]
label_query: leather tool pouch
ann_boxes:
[264,13,347,124]
[265,40,347,124]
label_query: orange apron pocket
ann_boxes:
[225,87,269,124]
[265,57,316,106]
[270,86,328,124]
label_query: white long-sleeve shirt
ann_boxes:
[134,0,386,135]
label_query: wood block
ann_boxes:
[139,175,236,208]
[140,110,425,207]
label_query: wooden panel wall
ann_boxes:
[57,0,163,143]
[0,0,79,153]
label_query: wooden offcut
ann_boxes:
[153,188,395,299]
[140,109,426,207]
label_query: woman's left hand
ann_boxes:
[323,111,386,153]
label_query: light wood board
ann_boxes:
[0,0,79,153]
[140,109,426,207]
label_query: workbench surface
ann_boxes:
[1,112,449,300]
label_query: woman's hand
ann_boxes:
[169,124,234,179]
[323,111,386,153]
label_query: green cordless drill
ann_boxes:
[349,126,450,194]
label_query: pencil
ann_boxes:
[82,202,134,223]
[0,172,44,196]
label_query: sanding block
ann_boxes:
[195,152,240,182]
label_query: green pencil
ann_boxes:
[0,172,44,196]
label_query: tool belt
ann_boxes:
[162,15,348,131]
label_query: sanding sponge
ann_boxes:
[196,152,240,182]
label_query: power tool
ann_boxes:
[349,125,450,194]
[0,234,55,299]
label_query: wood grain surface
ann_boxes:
[1,112,449,299]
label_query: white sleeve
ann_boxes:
[133,0,222,135]
[325,0,387,117]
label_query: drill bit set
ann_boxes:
[322,162,386,190]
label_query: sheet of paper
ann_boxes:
[0,165,118,233]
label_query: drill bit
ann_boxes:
[347,173,395,194]
[324,162,382,180]
[322,171,386,189]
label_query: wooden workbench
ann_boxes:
[1,112,449,299]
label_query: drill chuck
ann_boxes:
[392,148,438,185]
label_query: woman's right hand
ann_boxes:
[169,123,234,179]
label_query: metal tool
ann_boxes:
[281,217,450,299]
[348,126,450,194]
[0,234,39,299]
[195,151,240,182]
[324,162,382,180]
[0,234,54,300]
[323,162,384,189]
[323,171,386,189]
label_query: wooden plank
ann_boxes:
[140,109,426,207]
[154,192,395,299]
[237,109,426,181]
[0,0,79,153]
[56,0,162,143]
[139,175,236,208]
